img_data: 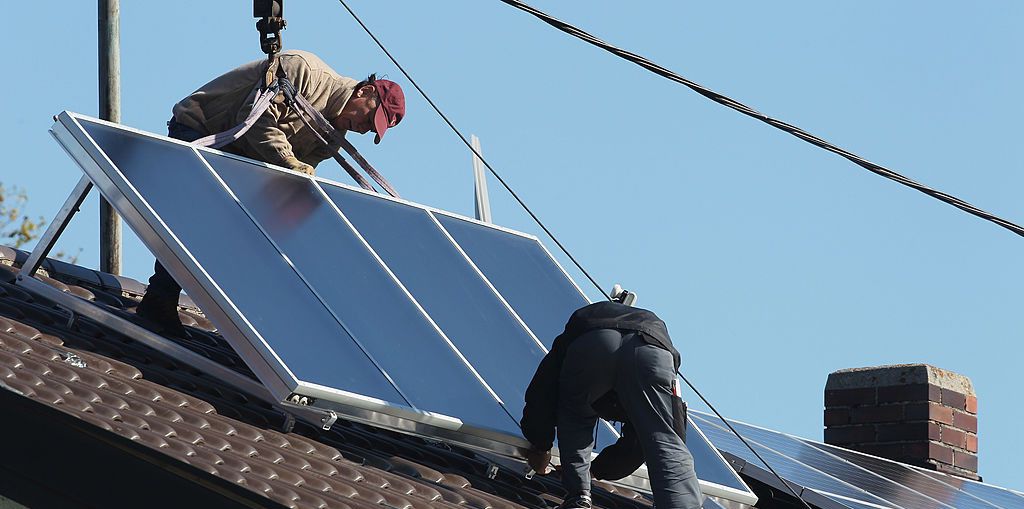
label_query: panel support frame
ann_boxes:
[14,181,346,435]
[19,175,93,279]
[14,274,275,402]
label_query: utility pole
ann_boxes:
[470,135,492,223]
[99,0,121,274]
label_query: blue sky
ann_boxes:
[5,1,1022,488]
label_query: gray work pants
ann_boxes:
[557,329,702,509]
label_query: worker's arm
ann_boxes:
[521,307,588,452]
[591,422,645,481]
[520,347,561,452]
[240,55,319,175]
[238,96,314,174]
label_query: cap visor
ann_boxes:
[373,106,389,144]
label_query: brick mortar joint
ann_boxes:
[839,439,977,453]
[938,423,977,433]
[826,419,934,427]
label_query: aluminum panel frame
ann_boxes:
[49,111,758,505]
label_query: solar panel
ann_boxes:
[803,440,1006,509]
[711,418,957,509]
[916,467,1024,509]
[695,410,1024,509]
[690,413,896,508]
[52,112,757,505]
[685,419,764,493]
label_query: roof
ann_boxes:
[0,247,657,509]
[2,248,1021,509]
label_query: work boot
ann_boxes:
[558,493,592,509]
[136,291,188,338]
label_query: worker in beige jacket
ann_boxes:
[170,49,405,174]
[137,50,406,336]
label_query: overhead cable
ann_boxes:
[335,0,609,300]
[332,3,813,508]
[497,0,1024,239]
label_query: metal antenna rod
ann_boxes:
[471,135,492,223]
[98,0,121,274]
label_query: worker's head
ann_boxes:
[336,74,406,144]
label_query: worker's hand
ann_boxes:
[281,156,316,176]
[292,162,315,176]
[525,448,553,475]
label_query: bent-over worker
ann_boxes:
[137,50,406,336]
[521,301,702,509]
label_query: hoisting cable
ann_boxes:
[334,3,815,508]
[496,0,1024,239]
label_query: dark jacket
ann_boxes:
[520,302,682,479]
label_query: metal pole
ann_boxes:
[99,0,121,274]
[470,135,492,223]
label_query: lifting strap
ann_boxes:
[191,57,399,198]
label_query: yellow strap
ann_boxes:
[263,54,279,90]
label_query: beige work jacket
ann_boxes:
[172,50,357,174]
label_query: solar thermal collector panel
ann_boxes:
[50,112,757,505]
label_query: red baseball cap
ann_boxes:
[372,79,405,144]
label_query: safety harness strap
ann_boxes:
[190,86,278,150]
[191,56,284,150]
[189,58,398,197]
[287,87,400,198]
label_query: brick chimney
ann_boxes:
[824,364,979,480]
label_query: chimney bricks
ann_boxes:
[824,364,979,481]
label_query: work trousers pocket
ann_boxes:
[672,397,688,444]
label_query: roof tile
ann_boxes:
[0,251,657,509]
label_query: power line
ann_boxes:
[332,3,813,508]
[496,0,1024,239]
[334,0,609,302]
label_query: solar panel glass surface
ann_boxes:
[79,119,404,401]
[804,440,1003,509]
[690,413,896,507]
[685,419,761,491]
[204,153,519,434]
[706,417,957,508]
[434,214,590,345]
[321,185,549,415]
[917,470,1024,509]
